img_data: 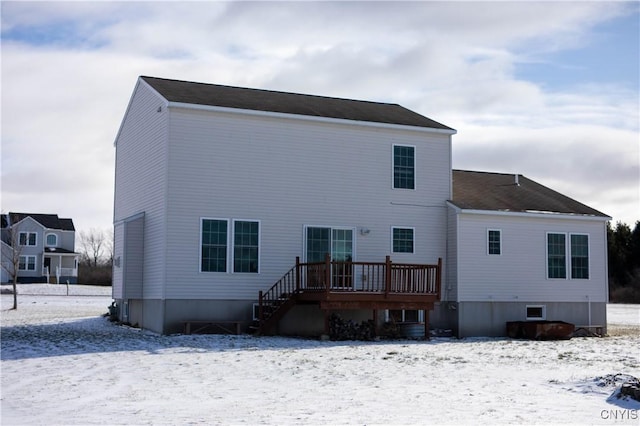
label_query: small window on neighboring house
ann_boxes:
[19,232,37,246]
[46,234,57,247]
[201,219,228,272]
[488,229,501,255]
[393,145,415,189]
[526,305,546,320]
[392,227,414,253]
[19,256,36,271]
[571,234,589,279]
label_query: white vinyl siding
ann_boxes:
[162,107,451,300]
[113,80,169,299]
[455,213,607,303]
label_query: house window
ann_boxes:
[19,255,36,271]
[526,305,546,320]
[570,234,589,279]
[19,232,37,246]
[547,232,590,280]
[233,220,260,273]
[487,229,501,255]
[392,227,414,253]
[201,219,228,272]
[393,145,415,189]
[46,234,58,247]
[388,309,422,323]
[547,233,566,279]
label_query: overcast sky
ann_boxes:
[1,1,639,233]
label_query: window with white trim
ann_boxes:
[200,218,260,273]
[546,232,590,280]
[526,305,546,320]
[201,219,228,272]
[487,229,501,255]
[19,232,37,246]
[19,255,36,271]
[46,234,58,247]
[392,227,414,253]
[570,234,589,279]
[233,220,260,273]
[393,145,415,189]
[547,233,566,279]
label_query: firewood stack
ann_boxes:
[329,313,375,341]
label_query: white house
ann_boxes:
[112,76,609,337]
[441,170,610,337]
[1,213,79,284]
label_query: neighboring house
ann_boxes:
[441,171,610,337]
[1,213,79,284]
[112,76,609,337]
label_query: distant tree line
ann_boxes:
[77,228,113,286]
[608,221,640,303]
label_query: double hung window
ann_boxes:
[487,229,501,255]
[393,145,415,189]
[392,227,414,253]
[19,232,36,246]
[201,219,260,273]
[19,255,36,271]
[547,233,589,279]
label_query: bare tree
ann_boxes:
[79,229,105,268]
[1,226,23,310]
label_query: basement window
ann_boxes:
[526,305,546,320]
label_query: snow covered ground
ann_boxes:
[1,285,638,425]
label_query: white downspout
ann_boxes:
[587,294,591,327]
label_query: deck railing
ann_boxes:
[258,255,441,327]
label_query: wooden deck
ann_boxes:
[257,255,442,336]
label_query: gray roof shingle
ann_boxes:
[7,213,76,231]
[141,76,454,131]
[450,170,609,217]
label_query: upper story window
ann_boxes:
[393,145,415,189]
[547,232,590,280]
[487,229,501,255]
[392,227,414,253]
[19,232,37,246]
[46,234,58,247]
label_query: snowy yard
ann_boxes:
[1,285,639,425]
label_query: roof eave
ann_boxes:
[446,202,611,221]
[167,101,457,135]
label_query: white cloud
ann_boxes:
[1,1,638,230]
